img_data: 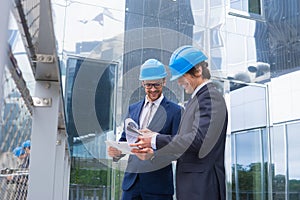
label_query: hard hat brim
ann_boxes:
[139,75,166,81]
[170,73,183,81]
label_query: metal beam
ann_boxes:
[27,81,60,200]
[0,1,12,114]
[13,0,37,74]
[7,47,34,114]
[34,0,60,81]
[53,130,69,200]
[24,1,69,199]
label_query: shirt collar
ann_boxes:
[191,80,211,99]
[144,94,164,107]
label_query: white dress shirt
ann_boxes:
[139,94,164,128]
[151,80,210,149]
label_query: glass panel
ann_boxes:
[262,128,269,199]
[231,134,237,199]
[271,71,300,123]
[287,123,300,200]
[230,84,267,132]
[65,57,118,199]
[230,0,261,15]
[271,125,287,199]
[230,0,248,12]
[235,130,264,200]
[249,0,261,14]
[52,0,125,55]
[50,0,299,199]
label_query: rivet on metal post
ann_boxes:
[44,82,51,89]
[36,54,55,63]
[56,140,61,146]
[32,97,52,107]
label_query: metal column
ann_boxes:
[54,130,69,200]
[63,150,71,200]
[7,0,70,199]
[22,0,70,198]
[0,1,11,103]
[27,82,60,200]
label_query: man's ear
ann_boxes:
[194,66,202,78]
[162,78,166,86]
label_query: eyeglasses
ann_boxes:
[143,82,163,89]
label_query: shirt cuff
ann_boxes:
[151,133,158,150]
[113,154,126,162]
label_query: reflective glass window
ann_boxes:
[230,0,262,15]
[287,123,300,200]
[271,125,287,199]
[234,129,266,200]
[65,57,118,199]
[231,134,237,199]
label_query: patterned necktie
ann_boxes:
[141,102,154,129]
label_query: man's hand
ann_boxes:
[107,146,122,157]
[139,129,156,137]
[131,147,154,160]
[130,130,157,149]
[130,135,152,149]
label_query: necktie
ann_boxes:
[184,98,192,109]
[141,102,154,129]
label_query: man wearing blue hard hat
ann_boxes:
[21,140,30,168]
[7,146,25,181]
[13,146,26,161]
[7,146,27,199]
[108,59,182,200]
[132,46,228,200]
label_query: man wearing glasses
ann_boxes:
[108,59,182,200]
[131,46,228,200]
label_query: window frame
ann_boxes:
[228,0,265,22]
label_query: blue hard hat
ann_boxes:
[13,147,25,157]
[139,59,167,80]
[169,45,208,81]
[22,140,31,149]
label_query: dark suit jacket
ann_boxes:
[155,82,228,200]
[119,97,182,195]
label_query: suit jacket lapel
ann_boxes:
[131,100,144,127]
[178,84,209,133]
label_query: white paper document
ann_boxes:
[105,140,132,154]
[124,118,142,144]
[105,118,141,155]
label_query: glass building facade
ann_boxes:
[54,0,300,199]
[1,0,300,199]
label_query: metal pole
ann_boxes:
[0,1,11,108]
[27,82,60,200]
[54,131,68,200]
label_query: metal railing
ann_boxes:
[69,184,110,200]
[0,168,29,200]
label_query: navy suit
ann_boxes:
[154,82,228,200]
[119,97,182,199]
